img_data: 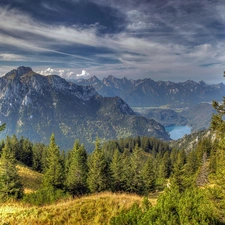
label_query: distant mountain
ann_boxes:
[141,108,187,127]
[0,67,169,150]
[181,102,216,131]
[72,76,225,107]
[140,103,215,132]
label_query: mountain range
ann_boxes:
[0,66,169,150]
[73,75,225,107]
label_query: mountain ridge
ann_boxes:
[73,75,225,107]
[0,66,169,150]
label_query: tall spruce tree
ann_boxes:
[0,138,23,201]
[110,148,124,192]
[43,134,64,190]
[87,139,109,193]
[128,144,144,194]
[141,157,156,193]
[211,99,225,191]
[65,140,88,196]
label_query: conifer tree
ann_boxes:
[110,148,124,192]
[128,144,144,194]
[211,99,225,189]
[120,148,132,192]
[0,139,23,201]
[65,140,88,196]
[32,143,46,172]
[142,157,156,193]
[87,138,109,193]
[43,134,64,190]
[171,150,187,192]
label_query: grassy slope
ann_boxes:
[0,164,159,225]
[17,163,43,193]
[0,192,158,225]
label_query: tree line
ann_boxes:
[0,130,215,205]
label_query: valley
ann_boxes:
[131,102,215,139]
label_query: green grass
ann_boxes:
[17,163,43,194]
[0,192,159,225]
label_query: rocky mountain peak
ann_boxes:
[5,66,34,79]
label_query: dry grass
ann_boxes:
[0,164,160,224]
[17,163,43,194]
[0,192,159,225]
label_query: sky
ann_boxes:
[0,0,225,83]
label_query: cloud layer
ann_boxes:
[0,0,225,83]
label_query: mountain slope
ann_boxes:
[139,102,215,131]
[74,76,225,107]
[0,192,149,225]
[0,67,169,150]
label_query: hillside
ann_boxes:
[0,192,157,225]
[17,163,43,194]
[136,102,215,132]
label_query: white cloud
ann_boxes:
[76,70,91,78]
[38,68,76,78]
[0,53,25,61]
[37,68,91,79]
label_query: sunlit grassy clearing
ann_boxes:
[0,192,159,225]
[17,163,43,193]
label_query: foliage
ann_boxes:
[111,188,220,225]
[65,140,88,196]
[0,138,23,201]
[87,139,109,192]
[23,186,68,206]
[42,133,64,189]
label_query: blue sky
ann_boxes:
[0,0,225,83]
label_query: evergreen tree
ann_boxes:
[0,140,23,201]
[141,157,156,193]
[87,138,109,193]
[19,137,33,167]
[120,148,132,192]
[211,99,225,189]
[185,150,199,176]
[171,150,187,192]
[32,143,46,172]
[128,144,144,194]
[65,140,88,196]
[43,134,64,190]
[110,148,124,192]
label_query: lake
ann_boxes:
[165,125,191,140]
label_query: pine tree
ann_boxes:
[87,138,109,193]
[0,140,23,201]
[110,148,124,192]
[142,157,156,193]
[19,137,33,167]
[128,144,144,194]
[43,134,64,190]
[32,143,46,172]
[170,150,187,192]
[120,148,132,192]
[211,99,225,189]
[65,140,88,196]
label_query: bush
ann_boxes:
[23,186,69,206]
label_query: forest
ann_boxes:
[0,98,225,224]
